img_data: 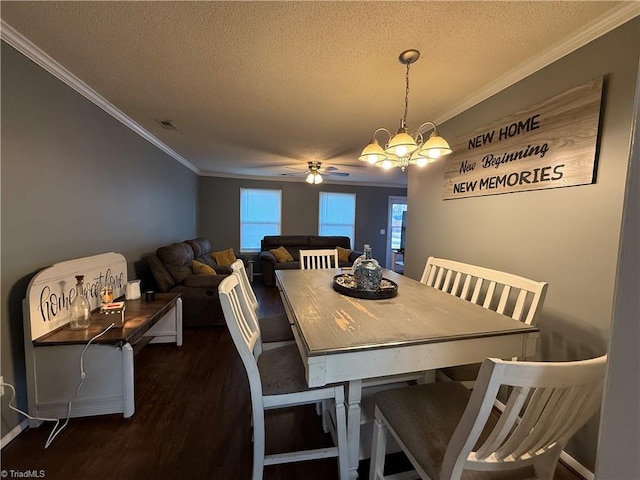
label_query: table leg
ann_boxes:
[122,343,135,418]
[346,379,363,480]
[248,260,255,283]
[175,297,183,347]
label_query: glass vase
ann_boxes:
[354,245,382,291]
[69,275,91,330]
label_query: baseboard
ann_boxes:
[560,451,593,480]
[1,419,29,449]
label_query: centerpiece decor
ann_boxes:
[333,245,398,299]
[353,245,382,290]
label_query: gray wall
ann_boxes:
[405,20,639,471]
[1,42,198,436]
[596,64,639,479]
[198,176,406,268]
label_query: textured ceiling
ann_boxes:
[1,1,635,187]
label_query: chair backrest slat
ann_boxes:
[300,249,339,270]
[426,267,437,287]
[470,278,484,304]
[451,272,463,296]
[460,275,473,300]
[482,281,497,309]
[512,290,528,322]
[443,269,454,293]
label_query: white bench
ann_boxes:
[421,256,548,386]
[23,253,182,424]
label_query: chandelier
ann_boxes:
[359,49,452,171]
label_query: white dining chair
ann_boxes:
[421,257,548,387]
[369,355,607,480]
[300,249,339,270]
[230,259,294,349]
[218,274,349,480]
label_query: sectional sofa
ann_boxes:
[258,235,361,287]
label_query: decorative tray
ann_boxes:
[332,274,398,300]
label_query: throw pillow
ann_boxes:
[211,248,237,266]
[336,246,352,263]
[192,260,217,275]
[270,246,294,263]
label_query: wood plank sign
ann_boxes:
[24,252,127,340]
[442,77,603,199]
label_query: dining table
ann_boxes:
[275,268,539,480]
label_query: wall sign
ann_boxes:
[24,252,127,340]
[442,77,603,200]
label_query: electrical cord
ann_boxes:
[1,322,116,448]
[1,383,60,446]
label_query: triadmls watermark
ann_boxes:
[1,470,45,478]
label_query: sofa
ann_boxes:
[147,238,232,327]
[258,235,362,287]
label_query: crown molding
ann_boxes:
[0,20,200,175]
[198,170,408,189]
[435,2,640,125]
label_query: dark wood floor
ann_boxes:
[2,277,583,479]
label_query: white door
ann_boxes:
[386,196,407,270]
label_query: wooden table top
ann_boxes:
[276,269,538,356]
[33,293,181,347]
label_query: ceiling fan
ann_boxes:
[280,161,350,184]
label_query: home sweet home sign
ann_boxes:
[24,252,126,340]
[442,77,603,200]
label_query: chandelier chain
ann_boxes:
[403,61,411,128]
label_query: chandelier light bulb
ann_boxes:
[420,131,453,159]
[358,137,387,164]
[381,159,394,169]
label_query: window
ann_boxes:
[390,203,408,250]
[318,192,356,244]
[240,188,281,252]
